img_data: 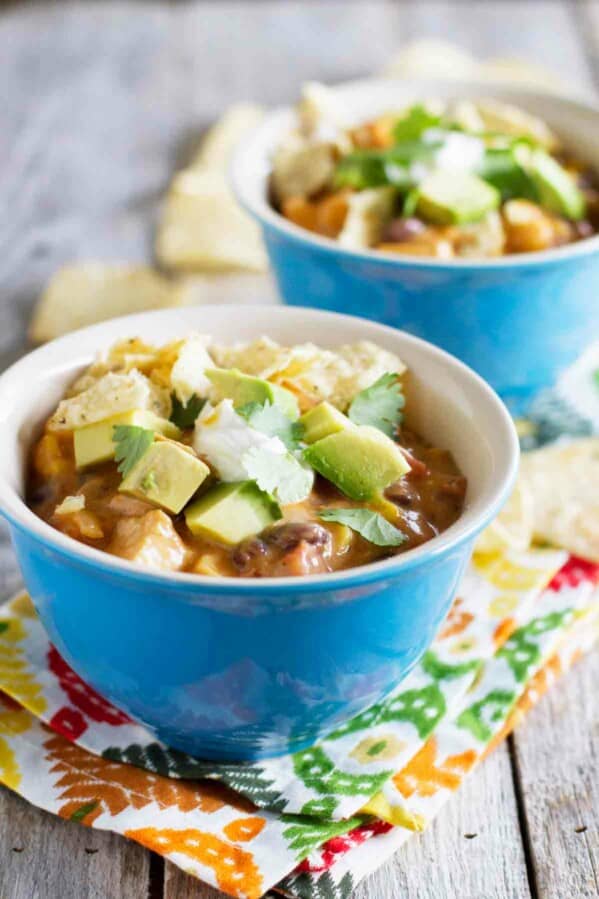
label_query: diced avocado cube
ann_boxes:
[303,425,410,500]
[526,149,586,220]
[206,368,299,419]
[119,439,210,514]
[416,170,500,225]
[300,402,351,444]
[185,481,282,545]
[74,410,181,470]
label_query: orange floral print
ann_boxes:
[44,734,237,823]
[493,617,517,648]
[126,827,263,898]
[393,737,477,798]
[224,816,266,843]
[438,598,473,639]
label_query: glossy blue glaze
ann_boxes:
[262,224,599,414]
[8,516,474,761]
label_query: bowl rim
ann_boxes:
[0,304,519,593]
[231,75,599,270]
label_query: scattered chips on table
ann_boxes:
[476,438,599,563]
[155,104,268,273]
[155,169,268,273]
[190,103,264,170]
[29,264,183,344]
[521,438,599,562]
[475,477,535,555]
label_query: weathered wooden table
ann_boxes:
[1,2,598,897]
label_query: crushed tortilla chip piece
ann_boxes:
[210,337,405,411]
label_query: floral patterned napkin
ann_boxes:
[0,552,597,899]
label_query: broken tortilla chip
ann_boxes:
[475,478,535,555]
[29,264,182,344]
[521,439,599,562]
[155,169,268,273]
[190,104,264,171]
[156,104,268,274]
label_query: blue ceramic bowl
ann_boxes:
[0,305,518,760]
[232,79,599,412]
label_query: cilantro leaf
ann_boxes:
[334,151,389,190]
[170,393,206,429]
[392,105,442,143]
[238,401,304,451]
[348,373,404,437]
[243,447,313,506]
[113,425,154,477]
[319,508,407,547]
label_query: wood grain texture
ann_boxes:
[0,786,151,899]
[353,743,532,899]
[511,651,599,899]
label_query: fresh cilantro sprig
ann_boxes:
[238,400,304,451]
[392,104,442,143]
[170,393,206,429]
[243,447,313,506]
[348,373,404,437]
[319,508,407,547]
[113,425,154,477]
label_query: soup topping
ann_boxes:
[271,85,598,258]
[28,334,466,578]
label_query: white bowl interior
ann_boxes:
[0,305,518,586]
[232,77,599,265]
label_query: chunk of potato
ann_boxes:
[109,510,188,572]
[271,137,336,204]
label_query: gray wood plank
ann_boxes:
[165,862,227,898]
[578,0,599,90]
[511,650,599,899]
[353,742,532,899]
[0,785,151,899]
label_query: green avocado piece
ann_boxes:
[526,149,586,220]
[207,368,299,419]
[416,170,500,225]
[299,402,351,444]
[185,481,282,545]
[119,439,210,514]
[74,410,181,470]
[303,425,410,500]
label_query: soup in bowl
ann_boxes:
[0,305,518,759]
[232,79,599,408]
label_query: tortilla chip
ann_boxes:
[475,478,534,555]
[521,439,599,562]
[155,170,268,273]
[156,104,268,274]
[29,264,181,344]
[190,104,264,171]
[384,39,566,96]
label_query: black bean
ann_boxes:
[384,217,426,243]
